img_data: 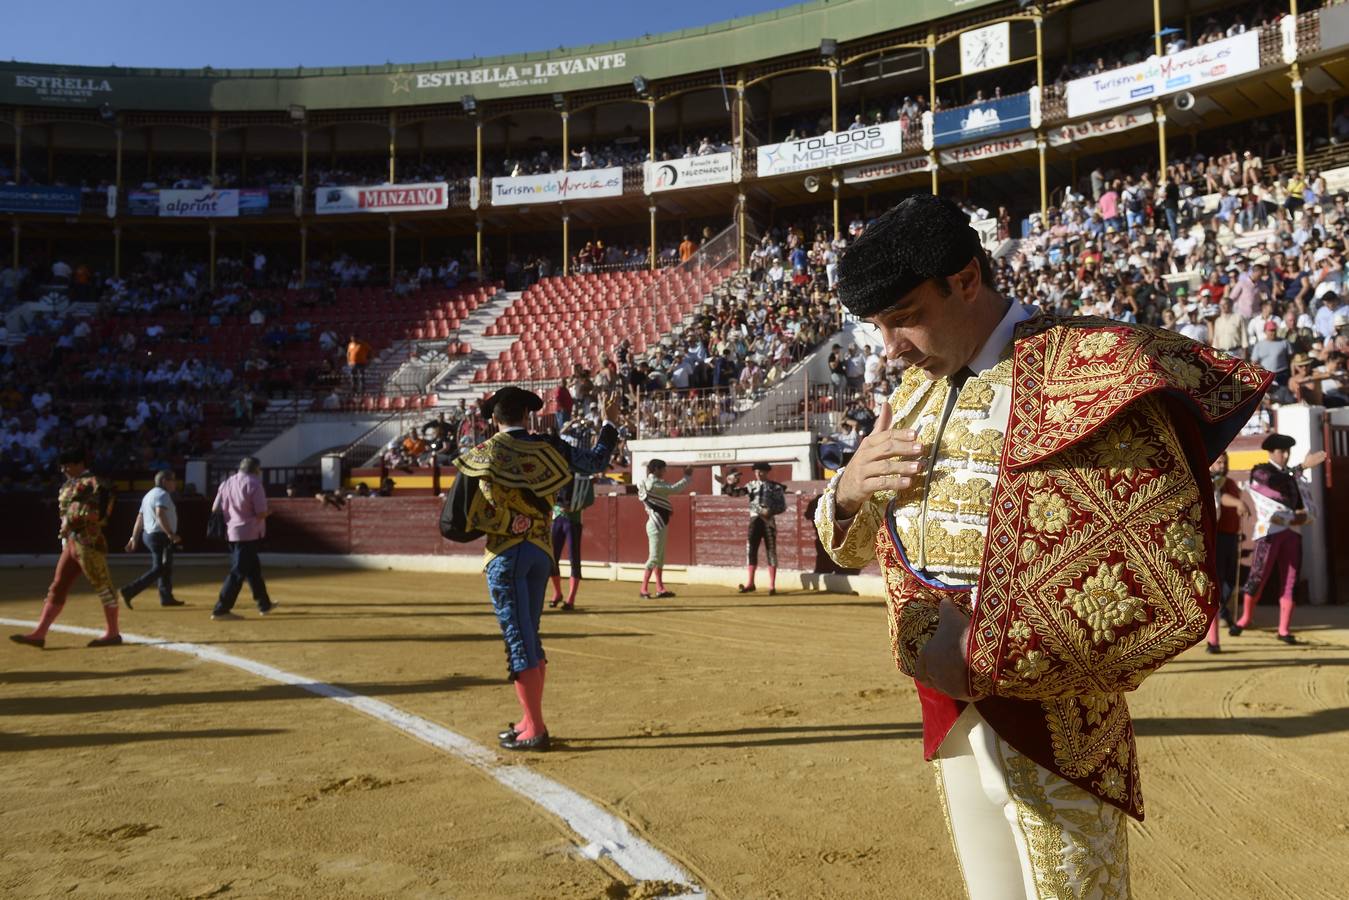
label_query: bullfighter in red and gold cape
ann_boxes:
[815,196,1269,899]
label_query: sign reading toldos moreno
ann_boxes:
[411,52,626,92]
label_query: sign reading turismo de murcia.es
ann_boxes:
[756,122,904,178]
[408,52,627,94]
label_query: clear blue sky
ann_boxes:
[3,0,802,70]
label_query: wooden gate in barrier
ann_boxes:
[1326,424,1349,604]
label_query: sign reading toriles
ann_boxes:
[1065,31,1259,118]
[410,52,627,94]
[756,122,904,177]
[491,167,624,206]
[644,153,735,194]
[315,183,450,215]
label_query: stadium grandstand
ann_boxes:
[4,0,1349,896]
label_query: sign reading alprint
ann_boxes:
[127,188,269,217]
[842,155,932,184]
[1065,31,1259,118]
[315,183,450,215]
[645,153,735,194]
[409,52,627,94]
[932,94,1032,148]
[0,185,82,214]
[491,167,624,206]
[756,122,904,178]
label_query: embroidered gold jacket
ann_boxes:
[817,316,1270,819]
[453,432,572,560]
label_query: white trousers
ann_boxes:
[932,706,1131,900]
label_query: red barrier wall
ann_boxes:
[0,491,828,571]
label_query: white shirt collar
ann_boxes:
[501,426,528,433]
[966,301,1037,375]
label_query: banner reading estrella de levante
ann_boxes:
[756,122,904,178]
[491,167,624,206]
[644,153,735,194]
[315,183,450,215]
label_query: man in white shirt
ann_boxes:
[863,345,884,388]
[120,470,185,608]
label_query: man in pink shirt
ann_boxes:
[210,456,275,620]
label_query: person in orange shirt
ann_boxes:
[346,334,372,393]
[678,234,697,263]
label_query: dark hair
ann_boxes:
[494,393,531,423]
[647,459,667,474]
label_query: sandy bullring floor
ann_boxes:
[2,564,1347,899]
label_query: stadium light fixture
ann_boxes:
[552,92,566,110]
[819,38,838,60]
[633,75,649,96]
[288,104,306,122]
[461,94,477,112]
[98,102,116,122]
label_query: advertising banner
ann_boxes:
[842,155,932,184]
[645,153,735,193]
[0,185,82,214]
[756,121,904,178]
[158,189,239,218]
[316,182,450,215]
[127,188,269,217]
[1065,31,1260,118]
[939,131,1037,167]
[932,93,1032,148]
[490,167,624,206]
[1047,107,1154,147]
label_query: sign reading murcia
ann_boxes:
[411,52,627,93]
[645,153,735,194]
[1047,108,1154,147]
[756,122,904,177]
[316,183,450,215]
[491,167,624,206]
[14,73,112,105]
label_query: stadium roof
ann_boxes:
[0,0,1002,111]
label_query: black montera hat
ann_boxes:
[1261,433,1296,451]
[58,447,88,465]
[836,194,986,318]
[752,461,772,471]
[481,386,544,420]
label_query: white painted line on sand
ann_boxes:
[1,617,705,899]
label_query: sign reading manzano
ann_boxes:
[1065,31,1259,118]
[491,167,624,206]
[412,52,627,93]
[316,183,450,215]
[756,122,904,178]
[644,153,735,194]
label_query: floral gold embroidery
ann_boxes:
[1062,563,1148,644]
[1027,491,1070,534]
[1159,353,1204,390]
[1077,331,1120,358]
[1044,398,1079,424]
[1015,650,1051,680]
[1092,422,1157,474]
[1163,520,1205,566]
